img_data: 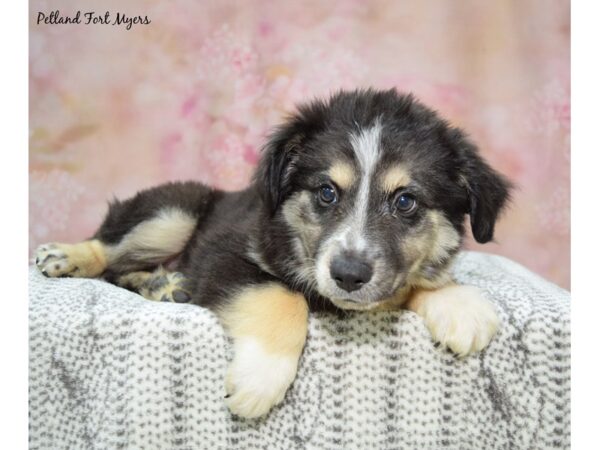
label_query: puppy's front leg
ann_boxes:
[405,284,500,357]
[218,283,309,419]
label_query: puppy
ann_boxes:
[35,88,511,419]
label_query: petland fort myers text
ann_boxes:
[36,10,151,31]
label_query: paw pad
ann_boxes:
[141,272,192,303]
[35,243,79,278]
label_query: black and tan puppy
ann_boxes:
[35,88,511,418]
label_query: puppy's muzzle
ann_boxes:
[329,253,373,293]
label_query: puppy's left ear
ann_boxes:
[448,128,513,243]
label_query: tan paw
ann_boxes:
[225,338,298,419]
[35,240,107,278]
[412,285,500,357]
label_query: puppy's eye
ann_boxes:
[395,193,417,214]
[318,184,338,205]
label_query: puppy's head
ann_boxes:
[256,89,511,310]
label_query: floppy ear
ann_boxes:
[254,128,302,215]
[448,128,512,243]
[255,101,327,215]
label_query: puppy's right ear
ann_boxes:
[255,101,327,215]
[254,126,302,215]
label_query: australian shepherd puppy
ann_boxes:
[35,88,511,418]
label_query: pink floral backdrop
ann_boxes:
[29,0,570,289]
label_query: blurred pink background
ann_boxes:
[29,0,570,289]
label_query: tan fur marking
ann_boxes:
[281,191,322,262]
[108,208,196,262]
[430,211,461,261]
[220,283,309,355]
[52,240,107,277]
[328,162,355,190]
[403,210,459,289]
[381,165,411,192]
[86,240,108,273]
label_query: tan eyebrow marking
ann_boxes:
[381,165,411,192]
[328,162,356,189]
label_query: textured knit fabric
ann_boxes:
[29,251,570,450]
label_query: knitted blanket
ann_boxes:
[28,251,570,450]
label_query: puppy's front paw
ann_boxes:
[225,338,298,419]
[411,285,500,357]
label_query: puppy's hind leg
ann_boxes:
[116,267,192,303]
[34,211,193,280]
[34,181,215,280]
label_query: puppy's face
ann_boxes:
[257,90,511,310]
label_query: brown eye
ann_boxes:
[318,184,338,205]
[395,193,417,214]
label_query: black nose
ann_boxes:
[330,256,373,292]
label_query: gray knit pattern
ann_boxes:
[29,251,570,450]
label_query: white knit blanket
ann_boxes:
[29,251,570,450]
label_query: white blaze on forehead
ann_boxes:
[344,120,383,250]
[350,120,383,175]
